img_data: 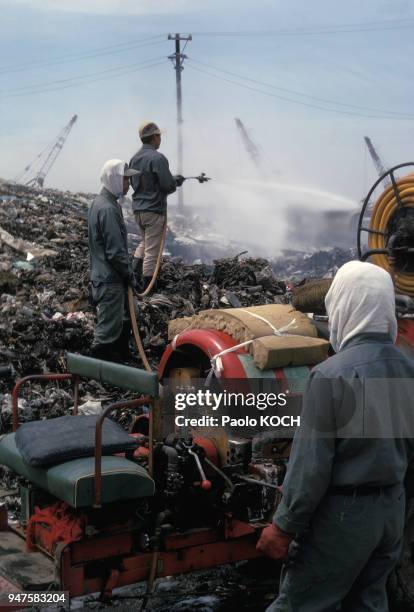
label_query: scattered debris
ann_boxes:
[272,247,356,280]
[0,178,355,390]
[0,225,57,259]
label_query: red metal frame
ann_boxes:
[93,397,151,508]
[55,523,261,597]
[11,374,155,508]
[12,374,75,431]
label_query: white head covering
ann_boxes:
[325,260,397,352]
[100,159,138,197]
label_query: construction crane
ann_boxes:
[235,118,262,170]
[15,115,78,188]
[364,136,390,187]
[234,117,279,178]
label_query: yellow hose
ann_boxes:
[128,286,152,372]
[137,219,167,298]
[126,218,168,371]
[368,174,414,297]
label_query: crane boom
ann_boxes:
[17,115,78,188]
[235,117,262,169]
[364,136,390,186]
[234,117,280,178]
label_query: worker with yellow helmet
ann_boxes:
[129,122,184,290]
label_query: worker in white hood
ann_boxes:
[100,159,137,198]
[258,260,414,611]
[325,260,398,352]
[87,160,139,361]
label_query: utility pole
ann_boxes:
[168,33,191,212]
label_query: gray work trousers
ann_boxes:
[91,283,126,345]
[134,211,166,277]
[266,485,405,612]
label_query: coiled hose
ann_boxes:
[368,174,414,297]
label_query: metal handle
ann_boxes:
[11,373,73,431]
[94,397,151,508]
[188,447,212,491]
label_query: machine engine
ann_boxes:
[147,431,290,530]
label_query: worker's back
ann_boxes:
[267,262,414,612]
[88,187,130,285]
[301,332,414,488]
[129,144,176,215]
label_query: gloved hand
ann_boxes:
[175,174,185,187]
[256,523,294,561]
[129,273,142,293]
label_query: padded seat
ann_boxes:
[0,434,154,508]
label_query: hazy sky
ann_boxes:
[1,0,414,217]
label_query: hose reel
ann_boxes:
[358,162,414,297]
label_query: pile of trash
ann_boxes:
[0,178,355,550]
[136,254,288,363]
[272,247,356,280]
[0,178,354,410]
[0,181,95,382]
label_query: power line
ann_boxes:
[192,18,414,37]
[0,35,166,75]
[185,64,414,120]
[187,58,414,118]
[3,18,411,75]
[0,60,166,99]
[2,56,166,95]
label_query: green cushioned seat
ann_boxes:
[0,434,154,508]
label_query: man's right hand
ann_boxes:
[256,523,294,561]
[175,174,185,187]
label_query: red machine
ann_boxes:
[0,338,302,602]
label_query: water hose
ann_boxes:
[127,170,209,366]
[368,173,414,297]
[127,286,152,372]
[137,217,168,298]
[127,218,169,371]
[134,172,210,298]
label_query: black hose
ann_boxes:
[140,510,172,611]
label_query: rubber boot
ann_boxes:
[90,342,114,361]
[113,321,132,362]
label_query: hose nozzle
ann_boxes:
[184,172,211,183]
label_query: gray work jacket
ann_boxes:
[88,187,132,284]
[274,333,414,535]
[129,144,176,214]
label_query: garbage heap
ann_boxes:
[0,179,356,515]
[0,179,355,418]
